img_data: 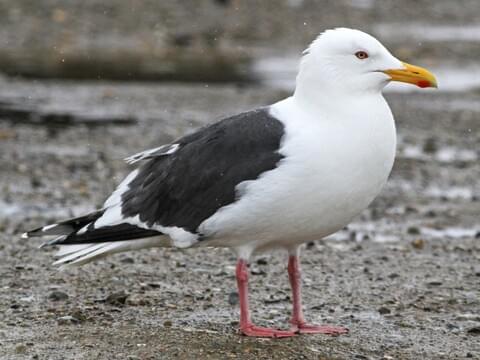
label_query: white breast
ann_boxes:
[200,96,396,257]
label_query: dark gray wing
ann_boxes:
[121,107,285,234]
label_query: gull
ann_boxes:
[24,28,437,337]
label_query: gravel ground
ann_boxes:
[0,1,479,359]
[0,77,479,359]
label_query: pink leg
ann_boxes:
[288,255,349,335]
[236,259,296,338]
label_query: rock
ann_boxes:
[57,315,80,325]
[163,320,173,327]
[407,226,420,235]
[467,326,480,335]
[15,344,27,354]
[256,257,268,265]
[250,267,266,275]
[378,307,391,315]
[228,291,239,306]
[120,257,135,264]
[427,280,442,286]
[354,354,369,360]
[411,239,425,250]
[105,291,128,305]
[125,294,149,306]
[0,129,15,140]
[264,294,289,304]
[423,137,438,154]
[48,291,69,301]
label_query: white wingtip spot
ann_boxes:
[124,144,179,164]
[42,224,58,232]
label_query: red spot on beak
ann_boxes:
[417,80,431,88]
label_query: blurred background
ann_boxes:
[0,1,479,359]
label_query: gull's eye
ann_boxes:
[355,51,369,60]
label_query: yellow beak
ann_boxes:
[383,62,438,88]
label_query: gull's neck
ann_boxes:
[292,87,385,119]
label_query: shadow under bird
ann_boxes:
[24,28,437,337]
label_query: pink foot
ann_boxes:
[291,322,349,335]
[240,324,297,338]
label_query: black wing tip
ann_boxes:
[22,210,106,240]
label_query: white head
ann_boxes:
[294,28,437,102]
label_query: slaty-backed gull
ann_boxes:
[24,28,437,337]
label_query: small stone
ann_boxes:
[411,238,425,250]
[354,354,369,360]
[378,307,391,315]
[423,137,438,154]
[250,268,266,275]
[120,257,135,264]
[264,294,289,304]
[427,280,442,286]
[147,282,161,288]
[48,290,68,301]
[163,320,173,327]
[105,291,128,305]
[126,294,149,306]
[407,226,420,235]
[467,326,480,335]
[15,344,27,354]
[446,323,458,330]
[256,257,268,265]
[57,315,79,325]
[228,291,239,306]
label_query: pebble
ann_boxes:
[467,326,480,335]
[407,226,420,235]
[105,291,128,305]
[378,307,391,315]
[57,315,80,325]
[256,257,268,265]
[15,344,27,354]
[120,257,135,264]
[126,294,149,306]
[48,290,69,301]
[228,291,239,306]
[411,239,425,250]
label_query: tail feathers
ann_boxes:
[54,237,170,267]
[24,209,170,266]
[56,223,162,245]
[23,210,105,238]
